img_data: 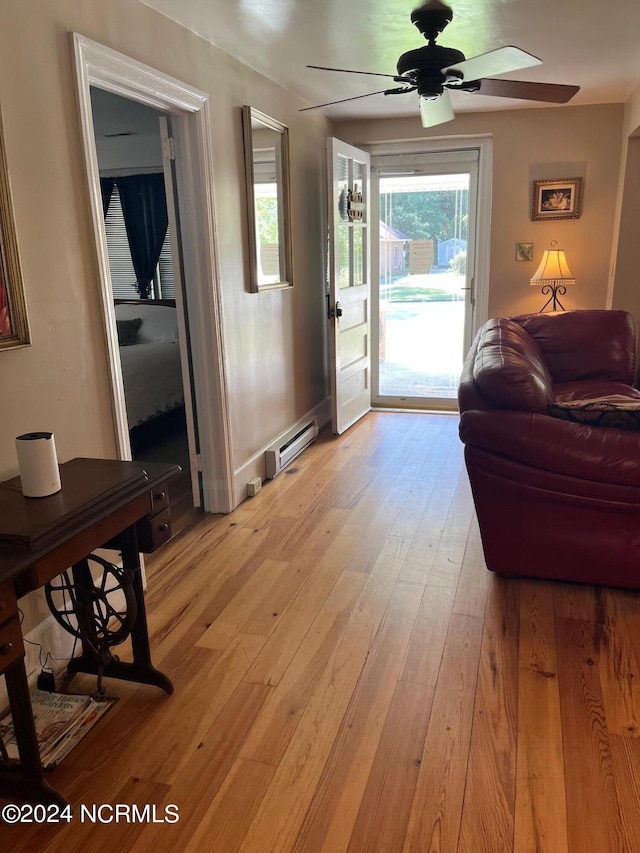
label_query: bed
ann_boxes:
[115,300,185,428]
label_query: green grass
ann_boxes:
[381,284,457,302]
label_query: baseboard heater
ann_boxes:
[265,419,318,479]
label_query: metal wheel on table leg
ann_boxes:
[45,554,138,693]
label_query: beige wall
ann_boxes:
[611,84,640,319]
[335,103,623,319]
[0,0,331,485]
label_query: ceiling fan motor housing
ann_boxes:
[396,45,465,96]
[411,0,454,42]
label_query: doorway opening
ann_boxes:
[90,88,196,528]
[370,142,491,410]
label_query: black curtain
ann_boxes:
[116,174,168,299]
[100,177,116,218]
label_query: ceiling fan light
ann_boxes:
[419,90,455,127]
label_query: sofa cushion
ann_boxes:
[512,310,636,384]
[459,408,640,487]
[554,379,640,403]
[472,318,554,412]
[548,395,640,430]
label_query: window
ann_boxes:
[104,184,174,299]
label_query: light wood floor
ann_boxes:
[5,411,640,852]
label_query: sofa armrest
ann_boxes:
[458,327,488,412]
[459,409,640,486]
[470,317,554,412]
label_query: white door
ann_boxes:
[327,138,372,435]
[159,116,201,506]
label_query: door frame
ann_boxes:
[371,146,482,408]
[366,136,492,385]
[72,33,235,513]
[158,115,201,506]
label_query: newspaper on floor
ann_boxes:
[0,689,117,770]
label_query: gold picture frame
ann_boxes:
[515,242,534,261]
[532,177,582,221]
[0,109,30,350]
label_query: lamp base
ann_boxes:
[539,283,566,312]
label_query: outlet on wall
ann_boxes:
[247,477,262,497]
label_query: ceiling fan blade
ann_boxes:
[470,78,580,104]
[307,64,399,80]
[299,90,393,112]
[420,90,455,128]
[444,46,542,81]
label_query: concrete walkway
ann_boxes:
[378,271,467,401]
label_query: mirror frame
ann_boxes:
[242,106,293,292]
[0,108,30,350]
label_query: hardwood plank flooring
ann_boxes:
[4,411,640,851]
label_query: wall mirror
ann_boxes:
[242,106,293,291]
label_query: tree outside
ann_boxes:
[379,188,469,272]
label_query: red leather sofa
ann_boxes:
[458,309,640,588]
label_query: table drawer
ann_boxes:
[136,508,171,553]
[0,581,17,626]
[150,482,170,513]
[0,617,24,672]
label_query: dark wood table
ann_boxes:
[0,458,180,805]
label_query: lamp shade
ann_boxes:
[530,248,575,287]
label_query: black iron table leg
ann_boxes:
[0,659,69,806]
[66,526,173,694]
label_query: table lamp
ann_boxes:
[530,241,575,311]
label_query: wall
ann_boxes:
[610,83,640,319]
[335,103,623,319]
[0,0,332,487]
[0,0,331,696]
[91,88,164,173]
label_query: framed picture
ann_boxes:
[0,110,30,350]
[532,177,582,221]
[515,242,534,261]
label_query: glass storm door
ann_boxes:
[372,149,479,408]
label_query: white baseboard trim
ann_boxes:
[232,397,331,508]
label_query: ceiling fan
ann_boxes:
[301,0,579,128]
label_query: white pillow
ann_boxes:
[114,303,179,343]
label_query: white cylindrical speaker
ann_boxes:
[15,432,62,498]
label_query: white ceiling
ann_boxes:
[140,0,640,123]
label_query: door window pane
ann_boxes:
[338,224,351,289]
[353,225,363,287]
